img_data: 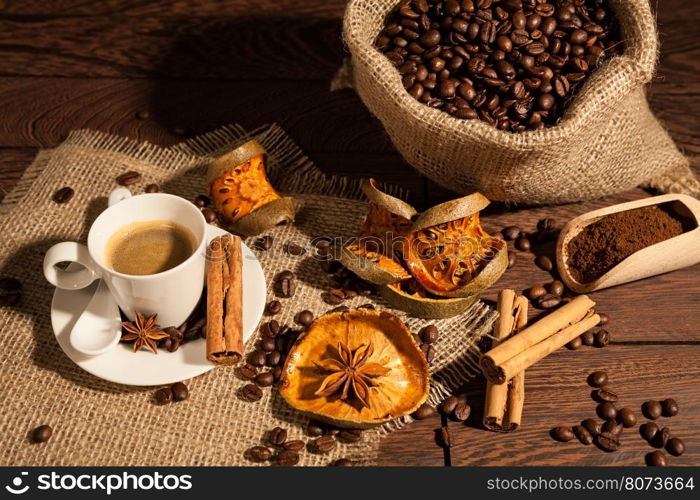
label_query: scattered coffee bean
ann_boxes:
[144,183,159,193]
[593,329,610,347]
[582,418,601,436]
[592,387,618,403]
[661,398,679,417]
[598,313,609,326]
[548,280,564,297]
[282,440,306,451]
[32,425,53,443]
[239,363,258,380]
[52,186,75,204]
[248,350,267,367]
[502,226,521,240]
[515,237,531,251]
[534,255,553,272]
[439,426,452,448]
[581,329,595,346]
[413,403,435,420]
[537,293,561,309]
[296,310,314,327]
[135,109,151,120]
[527,285,547,300]
[307,420,325,437]
[241,383,263,401]
[201,207,217,223]
[566,336,582,350]
[439,395,460,415]
[666,437,685,457]
[267,300,282,315]
[537,218,557,233]
[572,425,593,445]
[617,408,637,428]
[642,400,662,420]
[266,351,282,367]
[0,277,22,306]
[333,458,353,466]
[595,431,621,452]
[452,402,471,422]
[155,387,172,404]
[171,382,189,402]
[255,372,274,387]
[116,171,142,186]
[588,371,608,388]
[284,242,306,256]
[420,324,439,344]
[255,234,274,251]
[645,450,668,467]
[601,420,623,436]
[269,427,288,446]
[314,435,337,453]
[508,252,517,268]
[248,446,272,461]
[275,449,299,466]
[420,343,435,363]
[640,422,659,442]
[550,426,575,442]
[194,194,210,207]
[339,429,363,443]
[260,337,276,353]
[651,427,671,449]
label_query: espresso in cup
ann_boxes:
[105,220,197,275]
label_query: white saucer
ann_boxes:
[50,225,266,386]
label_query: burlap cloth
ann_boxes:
[341,0,700,204]
[0,124,496,466]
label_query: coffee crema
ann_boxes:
[105,220,197,275]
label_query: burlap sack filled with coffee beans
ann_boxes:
[343,0,699,204]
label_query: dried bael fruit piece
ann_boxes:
[207,140,295,236]
[379,279,478,319]
[403,194,507,297]
[338,179,417,285]
[278,308,429,428]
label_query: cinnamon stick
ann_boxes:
[206,235,244,365]
[480,295,598,384]
[483,291,528,432]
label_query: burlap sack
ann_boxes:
[343,0,699,204]
[0,124,496,466]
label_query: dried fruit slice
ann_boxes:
[403,194,507,297]
[338,179,417,285]
[379,279,479,319]
[278,308,429,428]
[207,140,295,236]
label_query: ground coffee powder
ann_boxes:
[567,205,685,284]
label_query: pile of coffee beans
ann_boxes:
[154,382,189,404]
[438,394,472,422]
[376,0,621,131]
[317,254,375,307]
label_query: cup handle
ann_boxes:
[108,186,132,207]
[43,242,100,290]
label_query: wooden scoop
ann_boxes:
[556,194,700,293]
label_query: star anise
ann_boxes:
[121,312,168,354]
[314,341,391,409]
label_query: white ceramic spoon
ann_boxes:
[68,279,122,355]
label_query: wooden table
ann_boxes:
[0,0,697,466]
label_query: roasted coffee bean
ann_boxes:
[266,351,282,367]
[598,313,609,326]
[597,402,617,421]
[296,310,314,327]
[593,387,618,403]
[339,429,363,443]
[275,450,299,466]
[661,398,679,417]
[136,109,151,120]
[421,343,435,363]
[171,382,189,402]
[52,186,75,204]
[642,400,662,420]
[248,446,272,461]
[155,387,173,404]
[534,255,553,271]
[282,440,306,451]
[587,370,608,388]
[581,329,595,346]
[439,426,452,448]
[201,208,217,223]
[666,437,685,457]
[550,426,574,442]
[284,242,306,256]
[307,420,325,437]
[439,395,460,415]
[267,300,282,315]
[593,329,610,347]
[420,324,439,344]
[144,183,159,193]
[617,408,637,428]
[194,194,210,207]
[116,171,142,186]
[581,418,601,436]
[255,372,274,387]
[32,425,53,443]
[314,435,337,453]
[572,425,593,445]
[241,383,263,401]
[537,218,556,232]
[651,427,671,449]
[537,293,561,309]
[413,403,435,420]
[333,458,353,467]
[640,422,659,442]
[548,280,564,296]
[256,235,274,251]
[0,277,22,306]
[452,402,471,422]
[566,336,582,350]
[527,285,547,300]
[595,431,620,452]
[601,420,623,436]
[248,350,267,367]
[515,237,531,251]
[171,125,188,136]
[260,337,276,353]
[269,427,288,446]
[508,252,517,268]
[645,450,668,467]
[278,277,296,298]
[239,363,258,380]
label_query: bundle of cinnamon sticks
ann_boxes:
[206,235,244,365]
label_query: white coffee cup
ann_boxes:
[43,191,207,327]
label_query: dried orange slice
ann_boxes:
[379,279,478,319]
